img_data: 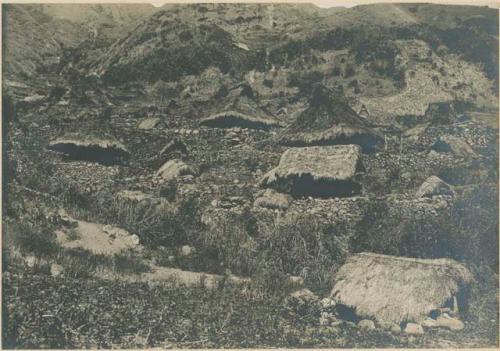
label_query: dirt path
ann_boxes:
[55,220,138,255]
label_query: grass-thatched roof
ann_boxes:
[260,145,364,198]
[200,96,283,130]
[47,132,130,165]
[280,84,382,152]
[331,253,474,324]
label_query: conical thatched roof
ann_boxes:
[280,84,382,152]
[200,91,283,130]
[331,253,474,324]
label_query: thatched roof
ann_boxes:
[200,96,283,130]
[280,84,382,152]
[331,253,474,324]
[47,133,130,165]
[260,145,364,198]
[432,135,478,159]
[415,176,454,198]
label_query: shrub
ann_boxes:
[343,64,355,78]
[10,221,58,259]
[351,184,498,270]
[263,79,273,88]
[159,180,177,201]
[257,215,349,293]
[113,250,151,274]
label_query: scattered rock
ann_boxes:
[358,319,376,330]
[404,323,424,335]
[415,176,454,198]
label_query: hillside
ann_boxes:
[2,3,499,349]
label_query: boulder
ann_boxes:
[138,118,160,130]
[432,135,477,158]
[156,159,194,182]
[435,315,465,331]
[320,311,338,326]
[421,318,438,328]
[320,297,336,309]
[358,319,376,330]
[50,263,64,277]
[415,176,454,198]
[129,234,141,246]
[254,189,292,210]
[260,145,364,198]
[390,324,402,334]
[379,321,402,333]
[180,245,195,257]
[404,323,424,335]
[289,275,304,286]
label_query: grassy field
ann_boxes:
[2,271,498,349]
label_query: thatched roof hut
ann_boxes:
[279,84,382,152]
[200,95,283,130]
[47,133,130,165]
[331,253,474,324]
[415,175,455,199]
[260,145,364,198]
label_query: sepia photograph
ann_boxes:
[1,0,499,348]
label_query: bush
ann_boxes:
[257,215,349,293]
[351,184,498,270]
[10,221,58,259]
[343,64,355,78]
